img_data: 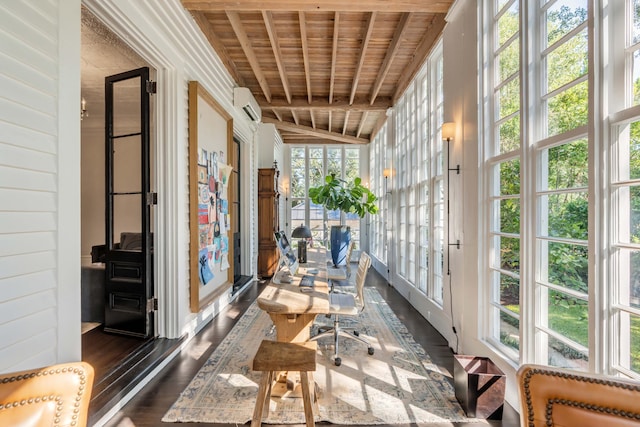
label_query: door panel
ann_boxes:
[104,67,154,338]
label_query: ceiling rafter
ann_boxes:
[356,111,369,138]
[310,110,316,128]
[329,11,339,104]
[225,11,272,102]
[182,1,452,13]
[292,110,300,125]
[328,111,333,132]
[299,11,312,103]
[370,12,412,105]
[263,10,292,103]
[342,110,351,135]
[350,12,377,105]
[263,117,369,144]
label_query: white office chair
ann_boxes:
[311,251,374,366]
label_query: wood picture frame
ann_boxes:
[188,81,234,312]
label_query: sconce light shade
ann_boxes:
[292,224,312,239]
[383,168,392,178]
[442,122,456,141]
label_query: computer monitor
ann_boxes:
[273,231,299,283]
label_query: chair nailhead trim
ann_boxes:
[522,368,640,427]
[0,366,89,427]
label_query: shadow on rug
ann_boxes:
[162,288,484,424]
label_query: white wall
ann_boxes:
[0,0,82,371]
[0,0,260,373]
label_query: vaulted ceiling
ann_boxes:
[181,0,452,144]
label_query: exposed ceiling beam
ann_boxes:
[263,10,292,103]
[310,109,316,128]
[328,111,333,132]
[182,1,452,13]
[299,12,312,103]
[263,117,369,144]
[190,11,246,87]
[342,110,351,135]
[272,109,283,121]
[226,11,272,102]
[350,12,377,105]
[370,12,411,105]
[258,96,392,111]
[356,111,369,138]
[370,108,390,140]
[292,109,300,125]
[329,12,339,104]
[393,13,446,102]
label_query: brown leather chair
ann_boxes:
[517,364,640,427]
[0,361,94,427]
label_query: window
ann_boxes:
[484,0,590,368]
[391,41,444,302]
[287,146,364,250]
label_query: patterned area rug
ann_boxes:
[162,288,483,424]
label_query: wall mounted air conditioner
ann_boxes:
[233,87,262,122]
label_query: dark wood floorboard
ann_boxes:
[101,272,520,427]
[82,328,150,382]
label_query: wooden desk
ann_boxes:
[257,247,329,342]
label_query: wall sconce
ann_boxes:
[383,168,392,193]
[81,97,88,120]
[443,122,460,276]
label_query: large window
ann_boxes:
[288,146,365,250]
[484,0,640,378]
[389,41,444,303]
[484,0,590,368]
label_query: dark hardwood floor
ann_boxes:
[100,270,520,427]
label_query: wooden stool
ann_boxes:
[251,340,317,427]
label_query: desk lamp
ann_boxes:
[292,224,312,263]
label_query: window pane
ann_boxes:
[499,115,520,154]
[500,273,520,308]
[500,237,520,274]
[546,139,588,190]
[327,148,341,177]
[633,0,640,44]
[547,334,588,370]
[544,192,588,240]
[497,2,519,47]
[291,199,305,223]
[547,80,588,136]
[618,311,640,374]
[498,77,520,119]
[546,0,587,47]
[498,38,519,83]
[620,121,640,181]
[548,289,588,347]
[546,241,588,294]
[500,159,521,195]
[499,310,520,351]
[547,30,588,93]
[620,249,640,309]
[633,49,640,106]
[500,198,520,234]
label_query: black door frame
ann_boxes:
[104,66,155,338]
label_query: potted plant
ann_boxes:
[308,173,378,266]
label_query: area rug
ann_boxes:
[162,288,483,424]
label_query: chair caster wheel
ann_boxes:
[353,331,360,336]
[335,357,342,366]
[368,347,374,355]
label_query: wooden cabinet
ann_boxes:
[258,168,279,277]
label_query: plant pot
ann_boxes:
[329,225,350,267]
[453,355,505,419]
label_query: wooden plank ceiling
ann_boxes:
[182,0,451,144]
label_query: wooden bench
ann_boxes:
[251,340,317,427]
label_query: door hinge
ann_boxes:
[147,297,158,312]
[146,80,157,94]
[147,192,158,205]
